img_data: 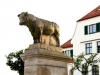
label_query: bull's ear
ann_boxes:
[24,12,28,16]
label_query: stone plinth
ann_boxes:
[20,43,71,75]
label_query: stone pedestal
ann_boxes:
[20,43,71,75]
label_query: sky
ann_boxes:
[0,0,100,75]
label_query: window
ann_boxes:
[84,22,100,35]
[89,24,96,34]
[86,43,92,54]
[66,50,73,57]
[92,65,99,75]
[97,41,100,53]
[62,50,73,57]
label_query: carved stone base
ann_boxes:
[20,44,71,75]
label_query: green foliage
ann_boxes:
[6,50,24,75]
[72,53,99,75]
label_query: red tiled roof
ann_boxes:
[77,5,100,22]
[67,59,73,63]
[61,39,73,48]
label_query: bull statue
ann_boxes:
[18,12,60,47]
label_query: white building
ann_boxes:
[61,5,100,75]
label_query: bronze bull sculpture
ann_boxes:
[18,12,60,47]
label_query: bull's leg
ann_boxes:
[56,35,60,47]
[53,34,60,47]
[33,37,40,43]
[40,32,42,43]
[40,27,43,44]
[54,24,60,47]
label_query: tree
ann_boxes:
[72,53,99,75]
[6,50,24,75]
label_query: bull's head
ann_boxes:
[18,12,28,25]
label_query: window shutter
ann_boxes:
[62,51,64,53]
[96,22,100,32]
[70,50,73,57]
[84,26,88,35]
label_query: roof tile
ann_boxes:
[77,5,100,22]
[67,59,73,63]
[61,39,73,48]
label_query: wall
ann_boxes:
[71,16,100,75]
[63,47,73,51]
[72,16,100,55]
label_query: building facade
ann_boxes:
[61,5,100,75]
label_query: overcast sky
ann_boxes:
[0,0,100,75]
